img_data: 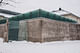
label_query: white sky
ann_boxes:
[0,0,80,17]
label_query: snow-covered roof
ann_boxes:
[0,9,21,18]
[0,13,15,18]
[53,10,71,15]
[0,9,21,15]
[52,8,71,15]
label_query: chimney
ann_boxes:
[59,8,62,11]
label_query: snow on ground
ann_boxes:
[0,38,4,44]
[0,38,80,53]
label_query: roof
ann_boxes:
[0,9,77,24]
[52,8,80,19]
[52,8,71,15]
[0,9,21,18]
[0,9,21,15]
[0,13,14,17]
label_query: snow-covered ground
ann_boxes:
[0,38,80,53]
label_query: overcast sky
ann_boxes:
[0,0,80,17]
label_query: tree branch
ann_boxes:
[0,0,3,3]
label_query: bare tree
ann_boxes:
[0,0,18,7]
[0,0,3,3]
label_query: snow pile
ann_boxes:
[0,40,80,53]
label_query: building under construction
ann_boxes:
[0,9,80,42]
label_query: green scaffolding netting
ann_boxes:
[8,20,28,41]
[0,9,77,24]
[8,9,77,23]
[8,21,19,40]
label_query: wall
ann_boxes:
[0,17,80,42]
[26,18,80,42]
[41,18,80,42]
[27,18,42,42]
[0,23,8,42]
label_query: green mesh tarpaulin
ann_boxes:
[8,29,19,40]
[8,21,19,40]
[0,9,77,24]
[8,9,77,23]
[18,20,28,41]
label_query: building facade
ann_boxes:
[0,9,80,42]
